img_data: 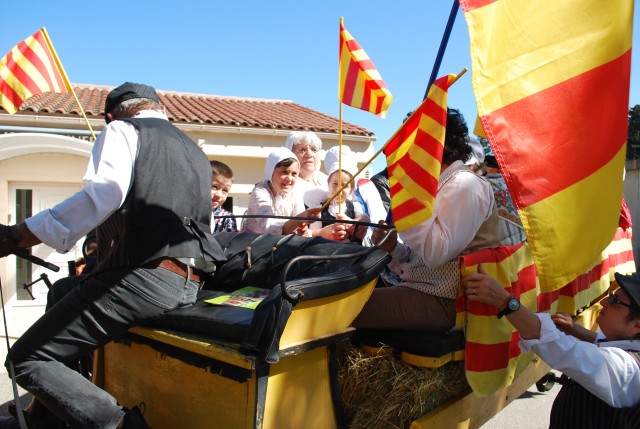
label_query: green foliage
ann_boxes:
[628,105,640,160]
[477,136,491,155]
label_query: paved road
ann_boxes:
[483,374,560,428]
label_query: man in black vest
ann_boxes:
[464,265,640,428]
[0,82,225,428]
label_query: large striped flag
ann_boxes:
[458,243,539,396]
[462,0,633,292]
[339,18,392,118]
[458,227,635,396]
[385,74,454,232]
[0,28,71,114]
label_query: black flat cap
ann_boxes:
[614,272,640,311]
[104,82,160,123]
[485,155,499,169]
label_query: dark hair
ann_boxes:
[210,160,234,180]
[275,158,297,169]
[625,305,640,326]
[442,108,471,165]
[108,98,162,122]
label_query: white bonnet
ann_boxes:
[284,131,322,151]
[324,145,358,177]
[265,147,298,180]
[466,137,486,165]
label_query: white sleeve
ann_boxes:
[519,314,640,408]
[244,184,285,235]
[25,121,138,252]
[399,172,494,268]
[357,181,388,224]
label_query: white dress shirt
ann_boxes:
[26,110,168,253]
[391,160,495,268]
[520,313,640,408]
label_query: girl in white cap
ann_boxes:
[244,147,321,236]
[310,145,371,243]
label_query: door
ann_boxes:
[8,183,83,317]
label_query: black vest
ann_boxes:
[549,350,640,429]
[319,200,363,244]
[94,117,223,271]
[320,200,356,225]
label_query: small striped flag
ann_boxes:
[462,0,633,291]
[0,28,71,114]
[385,74,454,232]
[339,19,392,118]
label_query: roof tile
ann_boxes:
[2,84,373,136]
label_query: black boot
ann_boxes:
[122,404,151,429]
[8,399,66,429]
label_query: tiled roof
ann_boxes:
[1,84,373,136]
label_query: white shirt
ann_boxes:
[26,110,168,253]
[520,313,640,408]
[391,161,495,268]
[355,181,387,225]
[244,180,306,235]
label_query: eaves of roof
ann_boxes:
[0,84,374,137]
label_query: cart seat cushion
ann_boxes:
[352,329,465,357]
[149,290,254,344]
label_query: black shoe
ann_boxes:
[122,404,151,429]
[0,416,19,429]
[8,399,66,429]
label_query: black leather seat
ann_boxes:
[149,232,391,362]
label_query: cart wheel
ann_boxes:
[536,372,556,392]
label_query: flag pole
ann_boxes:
[423,0,460,101]
[337,17,345,213]
[321,69,467,212]
[41,27,96,140]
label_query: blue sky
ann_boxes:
[2,1,639,173]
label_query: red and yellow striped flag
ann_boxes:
[461,0,633,292]
[385,74,454,232]
[339,18,392,118]
[458,243,539,395]
[0,28,71,114]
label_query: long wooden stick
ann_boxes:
[41,27,96,140]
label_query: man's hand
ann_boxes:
[0,224,20,258]
[550,313,575,334]
[371,221,397,253]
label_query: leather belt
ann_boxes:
[148,258,205,282]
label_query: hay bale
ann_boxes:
[339,343,468,429]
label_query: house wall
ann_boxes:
[0,147,88,303]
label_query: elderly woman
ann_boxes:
[285,131,328,196]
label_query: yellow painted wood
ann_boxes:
[128,326,255,370]
[263,346,337,429]
[410,358,552,429]
[94,279,379,428]
[101,340,256,429]
[402,349,465,369]
[359,344,393,357]
[279,279,376,347]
